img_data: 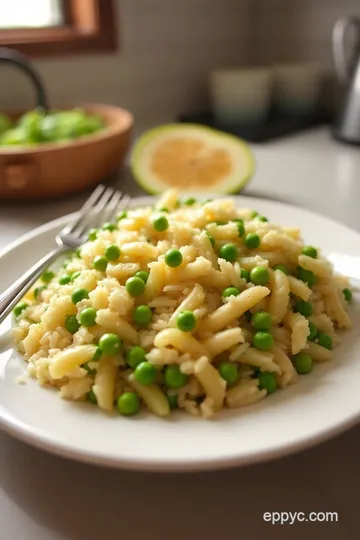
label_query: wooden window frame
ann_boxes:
[0,0,117,57]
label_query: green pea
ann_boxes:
[158,207,169,213]
[315,332,332,350]
[93,256,108,272]
[41,270,55,284]
[258,216,268,222]
[240,268,250,281]
[164,365,188,389]
[250,210,259,219]
[71,288,89,305]
[117,392,140,416]
[253,331,274,351]
[86,389,97,404]
[167,394,178,409]
[302,246,318,259]
[219,243,237,262]
[99,333,122,355]
[125,276,145,297]
[13,302,28,318]
[102,222,116,232]
[273,264,289,275]
[59,275,71,285]
[117,210,127,221]
[183,197,196,206]
[75,248,82,259]
[258,371,277,394]
[133,305,152,326]
[293,353,313,375]
[343,288,352,302]
[152,214,169,232]
[70,271,81,282]
[252,311,272,331]
[236,220,245,237]
[93,347,102,361]
[308,321,318,341]
[87,228,98,241]
[65,315,80,334]
[105,244,121,262]
[176,310,196,332]
[215,220,227,226]
[34,286,46,300]
[244,233,261,249]
[164,249,183,268]
[134,361,157,385]
[250,266,269,285]
[134,271,149,284]
[79,308,97,327]
[218,361,239,385]
[294,300,313,317]
[126,346,146,368]
[297,266,316,287]
[222,287,240,298]
[206,232,215,248]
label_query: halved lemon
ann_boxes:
[131,124,255,194]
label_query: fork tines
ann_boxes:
[68,185,130,239]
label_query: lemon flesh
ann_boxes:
[131,124,255,194]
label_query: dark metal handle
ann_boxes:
[0,47,49,110]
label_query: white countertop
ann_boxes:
[0,127,359,540]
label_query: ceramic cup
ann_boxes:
[209,68,273,126]
[273,63,325,116]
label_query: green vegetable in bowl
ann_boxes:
[41,109,101,142]
[18,109,45,142]
[0,127,28,146]
[0,107,105,147]
[84,114,104,134]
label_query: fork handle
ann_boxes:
[0,245,67,325]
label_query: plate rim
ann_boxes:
[0,393,359,472]
[1,193,360,472]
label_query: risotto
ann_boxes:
[12,191,353,419]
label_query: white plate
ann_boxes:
[0,195,360,472]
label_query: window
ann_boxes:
[1,1,63,29]
[0,0,117,57]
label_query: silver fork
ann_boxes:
[0,184,130,325]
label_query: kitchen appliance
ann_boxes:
[333,16,360,144]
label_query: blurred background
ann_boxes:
[0,0,353,124]
[1,0,360,220]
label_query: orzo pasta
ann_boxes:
[12,191,353,418]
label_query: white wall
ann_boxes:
[0,0,251,124]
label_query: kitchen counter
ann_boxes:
[0,127,359,540]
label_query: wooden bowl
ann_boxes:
[0,104,133,200]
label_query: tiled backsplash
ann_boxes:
[252,0,360,67]
[0,0,251,124]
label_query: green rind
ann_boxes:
[130,123,255,195]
